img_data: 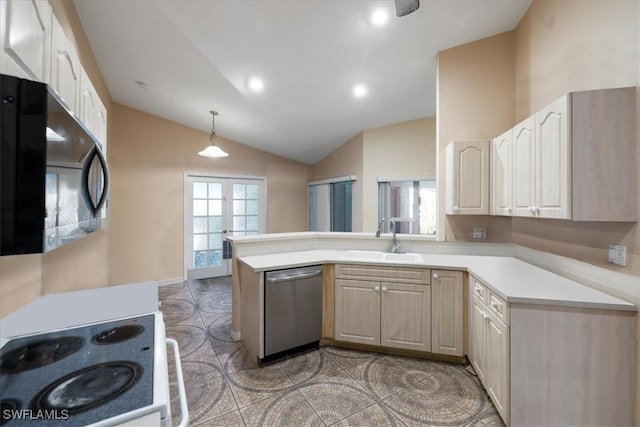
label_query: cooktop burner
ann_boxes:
[92,325,144,345]
[0,337,84,374]
[0,314,155,426]
[32,361,142,414]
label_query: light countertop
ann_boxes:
[238,250,636,312]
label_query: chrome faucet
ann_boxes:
[375,217,402,253]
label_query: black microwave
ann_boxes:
[0,74,109,256]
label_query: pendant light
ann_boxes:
[198,110,229,158]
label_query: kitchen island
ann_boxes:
[229,232,637,426]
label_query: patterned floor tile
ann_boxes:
[383,353,446,381]
[194,409,246,427]
[168,358,235,425]
[159,281,191,300]
[165,323,209,359]
[197,292,233,315]
[279,348,342,385]
[320,345,380,369]
[219,342,256,373]
[160,297,198,325]
[383,366,490,426]
[465,406,506,427]
[297,375,377,425]
[332,401,406,427]
[227,364,296,408]
[240,389,324,427]
[344,356,417,399]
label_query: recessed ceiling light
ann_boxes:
[353,84,368,98]
[370,7,389,27]
[248,77,264,92]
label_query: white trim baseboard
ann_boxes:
[230,329,241,342]
[157,277,185,287]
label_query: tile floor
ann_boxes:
[160,277,504,427]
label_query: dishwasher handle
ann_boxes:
[266,269,322,283]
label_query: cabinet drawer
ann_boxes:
[487,291,509,325]
[335,264,430,285]
[471,277,487,301]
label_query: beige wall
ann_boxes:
[311,133,365,231]
[362,117,437,231]
[311,117,438,232]
[513,0,640,275]
[109,104,310,285]
[436,31,516,243]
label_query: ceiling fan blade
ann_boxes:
[395,0,420,17]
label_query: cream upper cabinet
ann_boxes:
[512,95,570,219]
[50,15,80,114]
[446,140,490,215]
[508,87,636,221]
[79,65,108,148]
[534,95,570,219]
[0,0,52,81]
[431,270,463,356]
[512,117,535,217]
[491,130,513,216]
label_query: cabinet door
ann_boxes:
[0,0,51,81]
[431,270,463,356]
[470,295,487,383]
[79,66,97,135]
[94,95,108,149]
[512,117,536,217]
[334,279,380,345]
[446,140,490,215]
[380,282,430,352]
[535,95,570,219]
[491,130,512,216]
[486,312,510,424]
[50,16,80,113]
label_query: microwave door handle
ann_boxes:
[80,145,109,217]
[93,146,109,214]
[81,146,97,216]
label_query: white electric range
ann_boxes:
[0,282,188,427]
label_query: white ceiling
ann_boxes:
[74,0,532,165]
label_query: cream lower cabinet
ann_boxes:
[334,264,431,352]
[469,276,510,424]
[431,270,464,356]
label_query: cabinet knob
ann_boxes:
[507,207,512,212]
[432,273,439,279]
[482,311,490,319]
[374,286,380,292]
[490,301,499,309]
[453,206,460,212]
[382,286,388,293]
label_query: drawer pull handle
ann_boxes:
[432,273,439,280]
[482,311,490,320]
[491,301,500,310]
[374,286,380,292]
[474,285,482,293]
[382,286,388,293]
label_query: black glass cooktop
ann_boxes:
[0,315,155,426]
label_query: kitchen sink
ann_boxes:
[342,250,423,263]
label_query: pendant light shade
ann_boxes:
[198,110,229,158]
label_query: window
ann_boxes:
[309,177,354,232]
[378,178,436,235]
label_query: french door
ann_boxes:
[185,175,266,280]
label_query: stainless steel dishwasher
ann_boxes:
[264,265,323,362]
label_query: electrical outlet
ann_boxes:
[473,227,487,239]
[608,244,627,266]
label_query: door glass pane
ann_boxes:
[246,184,258,199]
[233,184,245,199]
[246,216,259,231]
[193,182,207,199]
[193,217,207,233]
[208,200,222,215]
[193,234,207,250]
[208,183,222,198]
[193,200,207,216]
[247,200,258,215]
[233,200,246,215]
[209,233,223,250]
[233,216,246,231]
[209,216,222,232]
